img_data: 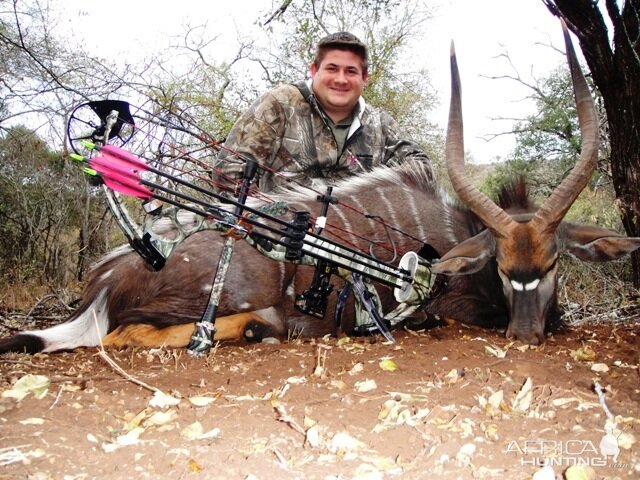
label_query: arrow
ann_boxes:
[89,155,153,199]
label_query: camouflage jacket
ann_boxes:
[214,80,432,192]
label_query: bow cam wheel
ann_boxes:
[67,100,135,156]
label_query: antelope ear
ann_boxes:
[561,223,640,261]
[432,229,495,275]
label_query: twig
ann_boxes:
[594,382,615,421]
[0,445,31,466]
[273,402,306,436]
[92,310,160,394]
[49,385,64,410]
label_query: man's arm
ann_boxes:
[379,111,434,181]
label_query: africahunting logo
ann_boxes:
[505,428,628,468]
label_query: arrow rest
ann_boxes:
[294,186,338,319]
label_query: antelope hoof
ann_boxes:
[243,319,279,343]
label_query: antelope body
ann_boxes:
[1,21,639,354]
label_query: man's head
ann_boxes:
[313,32,369,74]
[310,32,369,123]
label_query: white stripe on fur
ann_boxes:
[27,290,110,352]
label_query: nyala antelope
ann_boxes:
[1,21,639,354]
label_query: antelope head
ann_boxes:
[432,20,640,344]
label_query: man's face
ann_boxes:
[310,49,368,123]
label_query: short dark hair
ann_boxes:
[314,32,369,73]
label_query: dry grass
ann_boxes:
[558,255,639,325]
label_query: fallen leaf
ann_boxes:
[532,465,555,480]
[512,377,533,413]
[445,368,464,384]
[146,410,178,426]
[564,465,596,480]
[19,417,45,425]
[1,374,50,401]
[187,458,203,473]
[354,379,377,393]
[378,358,398,372]
[349,363,364,376]
[116,426,145,446]
[149,391,181,409]
[188,396,217,407]
[590,363,609,373]
[329,379,347,390]
[305,425,322,449]
[487,390,504,412]
[180,421,220,441]
[359,454,403,474]
[101,442,119,453]
[484,345,507,358]
[286,376,307,385]
[616,430,636,450]
[570,345,596,362]
[551,397,580,407]
[328,432,365,454]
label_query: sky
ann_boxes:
[60,0,568,163]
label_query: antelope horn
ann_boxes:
[446,41,515,238]
[531,19,599,233]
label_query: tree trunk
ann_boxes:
[543,0,640,287]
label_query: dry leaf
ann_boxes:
[328,432,364,454]
[551,397,580,407]
[286,376,307,384]
[149,391,181,409]
[305,425,322,448]
[101,442,119,453]
[187,458,203,473]
[354,379,377,393]
[1,374,50,401]
[378,358,398,372]
[590,363,609,373]
[484,345,507,358]
[570,345,596,362]
[564,465,596,480]
[532,465,555,480]
[482,423,499,441]
[616,430,636,449]
[180,421,221,440]
[445,368,464,384]
[488,390,503,410]
[359,454,403,474]
[349,363,364,376]
[511,377,533,413]
[188,396,217,407]
[19,417,45,425]
[146,410,178,426]
[116,426,145,446]
[330,379,347,390]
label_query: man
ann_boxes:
[213,32,432,338]
[214,31,433,192]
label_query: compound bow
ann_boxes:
[66,100,435,354]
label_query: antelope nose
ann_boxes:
[506,326,545,346]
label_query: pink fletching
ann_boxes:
[89,157,152,199]
[90,155,137,177]
[102,177,153,199]
[101,144,149,171]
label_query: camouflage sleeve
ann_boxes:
[212,90,286,192]
[379,110,434,180]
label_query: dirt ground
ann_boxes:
[0,319,639,480]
